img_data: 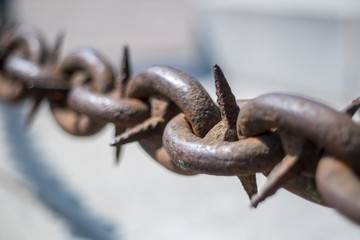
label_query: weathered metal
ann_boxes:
[237,93,360,170]
[109,65,221,174]
[124,65,221,137]
[50,48,114,136]
[316,155,360,224]
[237,93,360,213]
[163,113,283,175]
[0,26,47,101]
[1,24,359,226]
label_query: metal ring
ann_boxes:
[125,65,220,137]
[163,113,283,175]
[0,26,47,101]
[237,93,360,172]
[67,85,150,128]
[50,48,114,136]
[124,66,221,174]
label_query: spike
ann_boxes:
[48,31,65,64]
[213,64,239,141]
[114,126,125,164]
[115,146,121,164]
[213,65,258,200]
[238,175,258,200]
[251,154,300,208]
[116,45,131,97]
[24,94,43,127]
[110,116,164,147]
[342,97,360,117]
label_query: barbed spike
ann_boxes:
[251,155,300,208]
[24,94,43,127]
[25,31,65,127]
[213,64,257,199]
[238,175,258,200]
[48,30,65,64]
[110,116,164,147]
[213,64,239,138]
[343,97,360,117]
[114,126,124,164]
[116,45,131,97]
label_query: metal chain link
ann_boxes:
[1,24,360,225]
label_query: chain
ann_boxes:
[1,24,360,226]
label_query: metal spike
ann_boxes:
[114,126,125,164]
[24,94,43,127]
[238,175,258,200]
[48,31,65,64]
[116,45,131,97]
[213,65,258,200]
[110,116,164,147]
[342,97,360,117]
[251,154,300,208]
[74,112,82,134]
[213,64,239,141]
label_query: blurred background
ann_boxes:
[1,0,360,239]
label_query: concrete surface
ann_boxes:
[0,0,360,239]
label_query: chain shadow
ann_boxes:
[0,102,120,240]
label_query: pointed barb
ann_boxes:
[110,117,163,147]
[213,64,239,141]
[116,45,131,97]
[114,127,124,165]
[342,97,360,117]
[48,31,65,64]
[115,146,121,164]
[24,95,43,127]
[251,155,300,208]
[238,174,257,200]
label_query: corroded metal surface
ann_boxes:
[125,65,221,137]
[316,155,360,224]
[50,48,114,136]
[0,26,47,101]
[1,24,359,226]
[67,86,150,127]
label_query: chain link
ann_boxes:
[1,24,360,225]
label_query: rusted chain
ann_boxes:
[0,26,48,101]
[0,24,359,225]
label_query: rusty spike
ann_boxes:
[213,64,239,141]
[116,46,131,97]
[251,155,300,208]
[24,93,43,127]
[213,64,257,199]
[110,96,169,147]
[238,175,258,200]
[25,32,65,127]
[343,97,360,117]
[115,145,121,164]
[110,116,164,146]
[113,46,131,162]
[48,31,65,64]
[114,126,124,164]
